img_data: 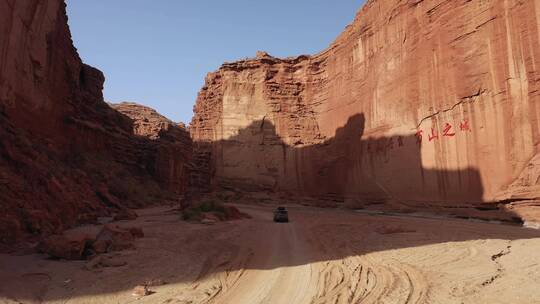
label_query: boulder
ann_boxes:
[223,206,249,220]
[37,234,94,260]
[94,225,135,252]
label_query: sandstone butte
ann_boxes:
[1,0,540,247]
[191,0,540,223]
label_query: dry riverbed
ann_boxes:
[1,204,540,303]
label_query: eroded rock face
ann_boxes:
[191,0,540,221]
[0,1,191,244]
[111,102,189,140]
[111,102,193,195]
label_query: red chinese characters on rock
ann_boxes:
[367,135,406,155]
[443,123,456,137]
[416,119,472,145]
[415,130,423,145]
[460,119,471,132]
[428,128,439,141]
[367,119,470,154]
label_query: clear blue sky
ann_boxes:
[66,1,365,123]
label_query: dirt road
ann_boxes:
[1,204,540,303]
[188,206,430,304]
[208,209,316,304]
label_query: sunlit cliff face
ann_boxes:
[190,0,540,213]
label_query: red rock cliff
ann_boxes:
[111,102,192,195]
[191,0,540,221]
[0,1,192,244]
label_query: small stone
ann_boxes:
[145,278,166,287]
[128,227,144,238]
[85,256,103,270]
[101,256,127,267]
[200,219,216,225]
[201,212,221,222]
[92,239,109,254]
[113,209,138,221]
[132,285,150,297]
[85,255,127,269]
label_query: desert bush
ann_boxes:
[108,174,165,207]
[183,200,226,221]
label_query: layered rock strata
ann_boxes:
[0,1,191,244]
[191,0,540,221]
[111,102,192,195]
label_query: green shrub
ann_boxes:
[199,200,225,213]
[183,200,226,221]
[182,208,202,221]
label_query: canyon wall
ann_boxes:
[111,102,192,195]
[0,0,191,244]
[191,0,540,220]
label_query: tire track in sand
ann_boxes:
[203,207,429,304]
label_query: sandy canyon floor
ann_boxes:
[1,204,540,304]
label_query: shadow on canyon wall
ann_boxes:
[199,113,494,216]
[0,98,191,245]
[60,104,192,209]
[4,113,540,302]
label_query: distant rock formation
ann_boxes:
[0,1,192,244]
[111,102,192,195]
[191,0,540,222]
[111,102,188,140]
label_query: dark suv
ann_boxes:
[273,207,289,223]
